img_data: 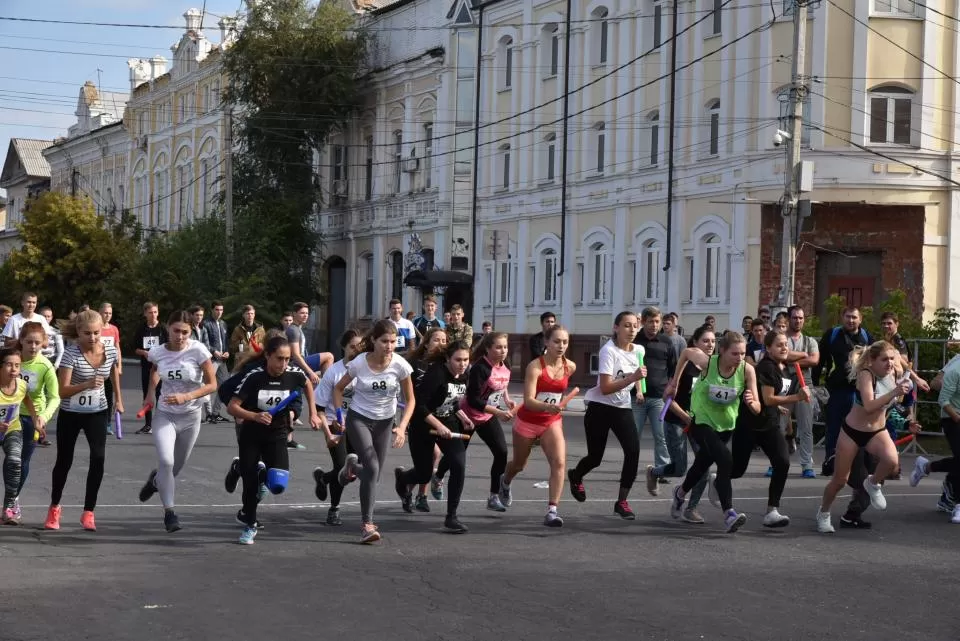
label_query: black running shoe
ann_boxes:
[821,455,835,477]
[568,470,586,502]
[139,470,158,503]
[326,507,342,526]
[415,493,430,512]
[136,425,152,435]
[444,514,468,534]
[224,457,241,494]
[164,511,181,533]
[313,467,328,501]
[395,467,413,513]
[839,514,872,529]
[614,500,636,520]
[236,509,263,529]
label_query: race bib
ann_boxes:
[370,379,395,396]
[101,336,116,348]
[165,369,184,381]
[779,378,792,396]
[143,336,160,350]
[488,390,505,407]
[71,389,100,410]
[708,384,738,405]
[257,389,291,412]
[753,350,763,362]
[536,391,562,404]
[21,373,38,393]
[396,334,406,349]
[0,404,17,424]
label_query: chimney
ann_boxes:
[149,56,168,80]
[218,17,237,46]
[127,58,151,90]
[184,8,203,32]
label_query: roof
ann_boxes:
[0,139,52,186]
[80,81,128,121]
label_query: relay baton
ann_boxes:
[114,411,123,439]
[268,391,300,416]
[336,408,344,424]
[557,387,581,409]
[136,402,154,419]
[795,363,806,388]
[430,430,471,440]
[637,353,647,394]
[659,396,674,422]
[894,434,915,447]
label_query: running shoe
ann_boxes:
[415,493,430,512]
[361,525,381,544]
[235,509,263,529]
[821,455,835,477]
[614,500,635,520]
[11,499,21,523]
[294,418,304,426]
[487,495,507,512]
[257,461,268,502]
[762,508,790,528]
[670,485,685,519]
[863,477,887,511]
[801,468,817,479]
[682,508,705,524]
[430,475,444,500]
[136,425,152,435]
[313,467,328,501]
[937,495,954,513]
[44,505,61,530]
[38,437,51,446]
[723,509,747,533]
[839,514,871,529]
[764,467,774,478]
[567,470,586,502]
[287,440,306,451]
[658,477,671,485]
[707,472,720,509]
[444,514,468,534]
[224,457,241,493]
[395,467,414,513]
[498,474,512,507]
[543,510,563,528]
[326,507,342,526]
[164,511,181,533]
[139,469,158,502]
[909,456,929,487]
[339,453,359,485]
[816,510,835,533]
[2,507,20,525]
[645,465,659,496]
[952,505,960,524]
[80,510,96,532]
[238,526,257,545]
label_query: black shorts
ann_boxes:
[841,420,885,448]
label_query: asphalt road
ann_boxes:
[2,366,957,641]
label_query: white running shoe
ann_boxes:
[816,510,835,533]
[863,477,887,511]
[707,472,720,509]
[909,456,929,487]
[762,508,790,528]
[952,505,960,524]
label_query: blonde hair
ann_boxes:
[718,331,746,351]
[848,340,898,383]
[61,309,103,341]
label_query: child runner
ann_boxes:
[403,327,448,509]
[0,345,38,525]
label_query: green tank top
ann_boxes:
[690,354,744,432]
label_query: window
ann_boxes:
[544,24,560,77]
[777,88,812,146]
[541,247,558,303]
[654,4,663,49]
[703,233,722,300]
[868,86,914,145]
[498,261,513,304]
[544,133,557,181]
[456,31,476,124]
[684,256,695,302]
[423,124,433,189]
[486,266,495,305]
[647,111,660,166]
[499,144,511,190]
[871,0,917,16]
[331,144,348,201]
[390,251,404,301]
[500,37,514,89]
[200,159,208,215]
[393,130,403,193]
[706,99,720,156]
[363,254,374,316]
[365,135,374,200]
[712,0,722,35]
[593,8,609,65]
[589,242,609,303]
[640,239,663,301]
[595,123,606,174]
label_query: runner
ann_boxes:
[9,322,60,524]
[394,341,472,533]
[137,310,219,532]
[503,325,576,527]
[667,332,761,534]
[387,299,417,355]
[0,344,38,525]
[457,331,513,512]
[332,320,414,544]
[403,327,449,510]
[44,310,123,532]
[313,328,363,526]
[568,312,647,519]
[816,341,911,533]
[99,302,122,434]
[134,301,168,435]
[227,334,321,545]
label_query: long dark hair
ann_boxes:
[359,320,397,352]
[687,324,715,348]
[408,327,447,363]
[470,331,508,364]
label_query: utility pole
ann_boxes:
[487,229,506,331]
[224,106,234,271]
[779,0,809,307]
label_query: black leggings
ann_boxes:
[572,402,640,490]
[322,432,355,509]
[732,423,790,508]
[682,423,734,511]
[400,425,467,516]
[238,423,289,526]
[50,410,109,511]
[436,417,507,494]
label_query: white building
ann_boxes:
[0,138,51,259]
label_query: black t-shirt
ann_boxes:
[414,316,443,336]
[410,358,432,387]
[634,331,677,398]
[234,366,307,432]
[414,361,468,431]
[890,333,909,357]
[753,358,798,430]
[746,339,765,364]
[134,323,169,364]
[666,360,702,425]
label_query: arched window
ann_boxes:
[542,24,560,77]
[499,36,514,89]
[702,233,722,300]
[641,238,663,302]
[589,241,609,303]
[705,99,720,156]
[592,8,609,66]
[868,85,914,145]
[393,129,403,193]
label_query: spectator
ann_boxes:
[633,306,676,477]
[204,300,231,423]
[481,321,493,334]
[661,312,686,361]
[444,305,473,347]
[528,312,556,363]
[413,296,445,336]
[229,305,266,355]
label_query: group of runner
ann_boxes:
[0,290,956,545]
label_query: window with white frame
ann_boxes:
[499,144,511,190]
[593,8,609,65]
[639,238,663,302]
[588,241,609,303]
[595,122,606,174]
[365,135,374,200]
[424,123,434,189]
[393,130,403,193]
[485,266,495,305]
[500,36,514,89]
[777,87,812,146]
[711,0,722,35]
[647,111,660,166]
[498,261,514,305]
[544,24,560,77]
[544,133,557,181]
[702,233,723,300]
[868,85,914,145]
[363,254,375,316]
[871,0,917,17]
[653,2,663,49]
[705,99,720,156]
[540,247,558,303]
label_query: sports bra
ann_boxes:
[854,372,912,411]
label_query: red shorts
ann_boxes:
[513,416,560,439]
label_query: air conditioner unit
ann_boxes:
[332,179,348,196]
[403,158,419,173]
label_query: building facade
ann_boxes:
[44,81,130,216]
[0,139,52,259]
[125,8,234,232]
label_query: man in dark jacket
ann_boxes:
[204,301,230,423]
[633,307,677,482]
[528,312,556,362]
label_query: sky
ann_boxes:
[0,0,244,196]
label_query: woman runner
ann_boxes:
[44,310,123,532]
[332,320,414,544]
[313,329,363,526]
[394,341,472,533]
[137,311,219,532]
[403,327,448,509]
[502,325,576,527]
[0,345,39,525]
[568,312,647,519]
[668,332,761,533]
[228,335,321,545]
[816,341,911,533]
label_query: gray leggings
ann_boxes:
[345,409,395,524]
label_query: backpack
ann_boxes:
[829,326,869,346]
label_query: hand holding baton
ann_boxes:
[659,396,674,422]
[268,391,300,417]
[557,387,580,409]
[430,430,471,440]
[136,402,154,419]
[795,363,806,388]
[115,411,123,440]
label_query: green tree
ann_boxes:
[221,0,370,310]
[6,192,139,313]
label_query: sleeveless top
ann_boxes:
[516,357,570,426]
[854,372,911,412]
[689,355,745,432]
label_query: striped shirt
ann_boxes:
[59,343,119,413]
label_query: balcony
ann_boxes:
[318,192,449,238]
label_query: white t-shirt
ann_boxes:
[147,341,213,414]
[391,317,417,352]
[1,313,51,343]
[584,340,643,409]
[345,353,413,420]
[316,359,357,422]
